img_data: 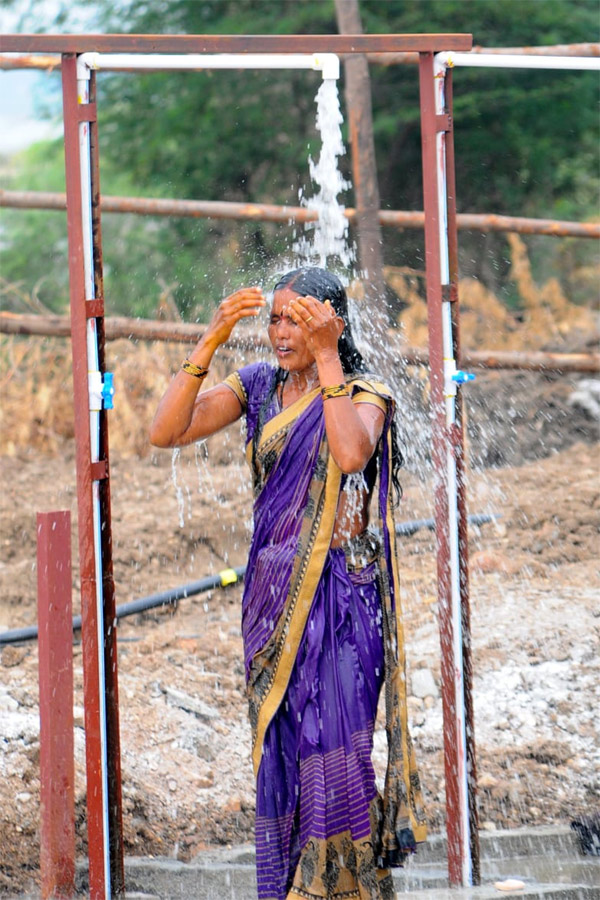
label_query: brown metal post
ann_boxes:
[418,50,463,886]
[37,510,75,900]
[61,53,124,897]
[443,67,480,886]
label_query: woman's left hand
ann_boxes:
[287,294,344,360]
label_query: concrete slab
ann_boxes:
[8,826,600,899]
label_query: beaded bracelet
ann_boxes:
[181,359,209,379]
[321,383,350,400]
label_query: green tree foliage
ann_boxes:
[1,0,598,318]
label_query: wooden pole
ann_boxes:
[334,0,387,320]
[1,311,598,373]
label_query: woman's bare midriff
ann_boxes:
[330,487,371,548]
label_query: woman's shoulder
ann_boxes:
[348,372,394,400]
[223,361,276,410]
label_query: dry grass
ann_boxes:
[1,238,597,458]
[0,337,238,459]
[386,233,598,350]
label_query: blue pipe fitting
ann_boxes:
[102,372,115,409]
[451,370,476,385]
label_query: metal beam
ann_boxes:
[3,43,598,71]
[0,33,473,54]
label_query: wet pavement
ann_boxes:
[5,825,598,898]
[95,825,600,899]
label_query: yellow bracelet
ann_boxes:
[321,383,350,400]
[181,359,209,379]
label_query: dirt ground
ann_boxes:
[0,364,599,896]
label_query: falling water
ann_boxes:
[294,79,354,269]
[171,446,191,528]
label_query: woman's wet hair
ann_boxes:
[273,268,366,375]
[253,267,403,500]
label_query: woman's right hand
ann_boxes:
[203,286,266,349]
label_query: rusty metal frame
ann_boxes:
[37,510,75,899]
[418,51,478,885]
[2,33,472,54]
[6,31,478,892]
[61,53,124,898]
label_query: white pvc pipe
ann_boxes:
[437,51,600,71]
[77,52,340,80]
[77,73,112,900]
[434,54,472,888]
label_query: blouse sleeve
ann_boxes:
[222,371,247,410]
[222,362,277,442]
[349,377,393,415]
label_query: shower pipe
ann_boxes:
[423,47,600,887]
[58,45,381,900]
[2,43,598,71]
[3,29,481,894]
[0,514,499,647]
[437,51,600,71]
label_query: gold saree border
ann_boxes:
[252,447,341,774]
[383,426,428,844]
[244,385,321,466]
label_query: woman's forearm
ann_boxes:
[315,351,382,473]
[150,287,265,448]
[149,336,219,447]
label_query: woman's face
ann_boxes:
[268,286,317,373]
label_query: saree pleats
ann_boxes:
[236,369,427,900]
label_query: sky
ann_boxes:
[0,0,101,154]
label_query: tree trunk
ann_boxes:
[334,0,387,322]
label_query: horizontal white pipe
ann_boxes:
[77,52,339,80]
[437,51,600,71]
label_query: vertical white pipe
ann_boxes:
[77,70,111,900]
[434,54,471,887]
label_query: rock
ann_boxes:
[168,779,177,792]
[471,551,515,574]
[407,696,424,712]
[1,646,29,668]
[162,685,220,723]
[568,379,600,420]
[197,774,214,789]
[224,796,242,813]
[479,773,499,789]
[0,691,19,712]
[410,668,439,700]
[494,878,525,891]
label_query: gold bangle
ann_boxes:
[181,359,209,379]
[321,383,350,400]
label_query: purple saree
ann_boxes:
[224,363,426,900]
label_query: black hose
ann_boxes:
[396,512,499,537]
[0,565,246,645]
[0,514,499,645]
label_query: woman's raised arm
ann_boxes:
[149,287,265,448]
[286,293,385,473]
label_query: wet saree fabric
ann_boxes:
[224,363,427,900]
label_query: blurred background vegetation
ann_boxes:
[0,0,598,323]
